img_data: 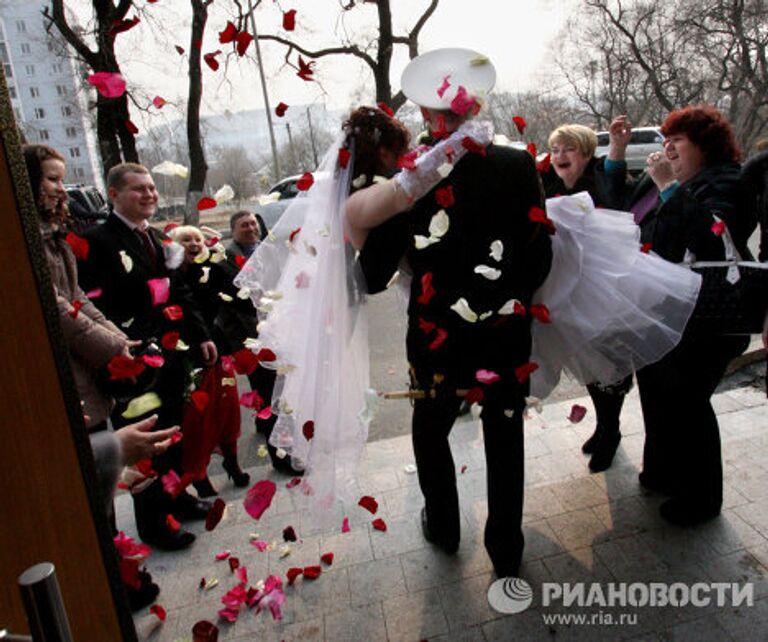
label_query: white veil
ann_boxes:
[235,132,372,518]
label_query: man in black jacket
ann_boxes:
[79,163,216,550]
[350,49,552,578]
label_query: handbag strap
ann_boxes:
[684,213,744,284]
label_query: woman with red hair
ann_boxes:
[637,104,756,526]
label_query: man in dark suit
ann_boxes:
[220,210,301,475]
[349,49,552,578]
[79,163,217,550]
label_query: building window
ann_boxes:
[3,63,12,78]
[69,147,81,158]
[39,130,49,141]
[33,107,45,119]
[13,107,20,121]
[0,43,8,63]
[65,126,77,138]
[25,64,34,76]
[61,105,72,117]
[51,63,62,74]
[56,84,67,96]
[20,43,31,55]
[75,167,85,178]
[29,86,39,98]
[16,20,26,33]
[8,86,16,99]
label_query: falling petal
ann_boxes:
[515,362,539,383]
[149,604,166,621]
[436,162,454,178]
[529,303,552,324]
[450,298,478,323]
[152,96,167,109]
[567,404,587,423]
[86,72,127,98]
[121,392,162,419]
[474,265,501,280]
[205,498,226,531]
[146,277,170,306]
[476,369,501,384]
[498,299,526,316]
[414,235,434,250]
[151,160,189,178]
[214,184,235,203]
[428,209,450,238]
[512,115,527,135]
[489,240,503,262]
[352,174,367,188]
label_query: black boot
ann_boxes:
[588,432,621,472]
[267,443,304,476]
[222,455,250,487]
[133,482,196,551]
[581,425,603,455]
[173,490,213,521]
[192,476,218,498]
[126,568,159,611]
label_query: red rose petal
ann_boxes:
[711,220,726,236]
[205,497,226,531]
[640,242,652,254]
[296,172,314,191]
[464,387,485,405]
[107,354,146,381]
[86,72,127,99]
[166,514,181,531]
[372,518,387,532]
[125,119,139,135]
[461,136,487,156]
[204,50,222,71]
[283,525,297,542]
[152,96,167,109]
[68,300,83,319]
[197,196,217,210]
[275,102,289,117]
[191,390,210,412]
[358,495,378,514]
[416,272,436,305]
[233,255,247,269]
[244,479,277,519]
[526,142,537,158]
[161,331,180,350]
[536,153,551,174]
[397,150,418,171]
[282,9,297,31]
[529,303,551,324]
[342,517,350,533]
[528,206,556,234]
[460,464,468,474]
[512,115,527,135]
[256,348,276,362]
[567,404,588,423]
[175,44,185,55]
[255,405,273,420]
[320,552,334,566]
[149,604,166,621]
[436,75,451,98]
[296,54,314,80]
[435,185,455,208]
[302,420,315,441]
[286,477,301,489]
[228,556,240,572]
[450,85,477,116]
[514,362,539,383]
[219,21,237,43]
[232,348,260,375]
[418,317,436,334]
[377,101,394,117]
[235,31,253,56]
[162,304,184,321]
[338,147,351,168]
[65,232,89,260]
[286,567,303,585]
[109,15,140,39]
[302,565,322,580]
[428,328,448,351]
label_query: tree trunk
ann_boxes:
[185,0,210,225]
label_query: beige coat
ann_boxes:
[42,227,127,427]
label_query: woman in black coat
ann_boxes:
[542,117,634,473]
[636,104,755,526]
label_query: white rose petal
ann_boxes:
[209,251,226,263]
[479,311,493,321]
[265,290,283,300]
[428,209,450,238]
[214,184,235,204]
[436,162,454,178]
[450,297,478,323]
[199,266,211,283]
[221,377,236,387]
[121,317,134,328]
[352,174,367,189]
[218,292,234,302]
[119,250,133,273]
[490,240,504,262]
[474,265,501,280]
[403,464,417,474]
[243,337,260,350]
[498,298,523,315]
[525,396,543,414]
[414,235,434,250]
[372,175,387,184]
[236,287,251,300]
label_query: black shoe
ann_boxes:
[420,507,459,554]
[268,444,305,476]
[588,433,621,473]
[192,477,218,498]
[133,484,196,551]
[222,456,250,487]
[659,498,720,527]
[581,425,603,455]
[173,491,213,521]
[126,569,159,611]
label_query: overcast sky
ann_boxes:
[69,0,577,127]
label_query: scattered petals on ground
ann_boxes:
[244,479,277,519]
[358,495,379,514]
[567,404,588,423]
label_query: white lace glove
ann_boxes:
[394,120,494,201]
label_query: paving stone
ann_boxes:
[382,588,449,642]
[438,571,506,630]
[541,546,616,585]
[714,595,768,639]
[550,476,611,511]
[521,519,566,561]
[323,602,388,642]
[347,557,407,607]
[318,527,374,570]
[547,508,609,550]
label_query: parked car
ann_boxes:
[595,126,664,174]
[268,174,303,200]
[66,184,108,231]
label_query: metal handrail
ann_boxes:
[16,563,72,642]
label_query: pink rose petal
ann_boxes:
[146,277,170,306]
[244,479,277,519]
[87,72,127,98]
[475,369,500,384]
[215,550,231,560]
[341,517,350,533]
[255,405,273,420]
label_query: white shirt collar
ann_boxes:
[112,209,149,232]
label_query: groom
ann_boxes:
[356,49,552,578]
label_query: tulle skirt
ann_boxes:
[530,192,702,398]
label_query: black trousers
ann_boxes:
[412,388,525,575]
[586,374,633,436]
[637,337,745,510]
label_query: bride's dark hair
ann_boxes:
[343,106,410,189]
